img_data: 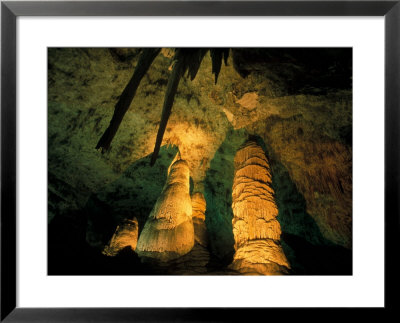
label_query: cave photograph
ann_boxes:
[48,48,352,275]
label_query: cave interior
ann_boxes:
[48,48,352,275]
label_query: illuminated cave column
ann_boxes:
[191,192,208,247]
[102,217,139,257]
[230,140,290,275]
[136,159,194,262]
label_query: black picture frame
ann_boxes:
[1,0,399,321]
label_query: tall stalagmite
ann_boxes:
[136,159,194,262]
[191,192,208,247]
[102,217,139,256]
[230,140,290,275]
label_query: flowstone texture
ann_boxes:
[230,141,290,275]
[136,159,194,262]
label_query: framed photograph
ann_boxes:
[1,0,398,321]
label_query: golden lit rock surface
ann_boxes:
[191,192,208,247]
[235,92,259,110]
[136,159,194,262]
[230,141,290,275]
[230,240,289,275]
[102,217,139,256]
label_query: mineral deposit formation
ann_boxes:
[230,140,290,275]
[191,192,208,247]
[102,217,139,256]
[136,159,194,262]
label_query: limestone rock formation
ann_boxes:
[143,191,210,274]
[191,192,209,247]
[136,159,194,262]
[48,48,353,274]
[147,244,210,275]
[230,140,290,275]
[102,217,139,256]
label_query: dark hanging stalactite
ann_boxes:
[96,48,161,151]
[96,48,231,165]
[150,50,187,166]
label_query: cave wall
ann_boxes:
[48,48,352,274]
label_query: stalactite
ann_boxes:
[96,48,161,151]
[230,140,290,275]
[136,159,194,262]
[102,217,139,256]
[150,53,186,166]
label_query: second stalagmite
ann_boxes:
[191,192,209,247]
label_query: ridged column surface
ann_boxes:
[230,141,290,275]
